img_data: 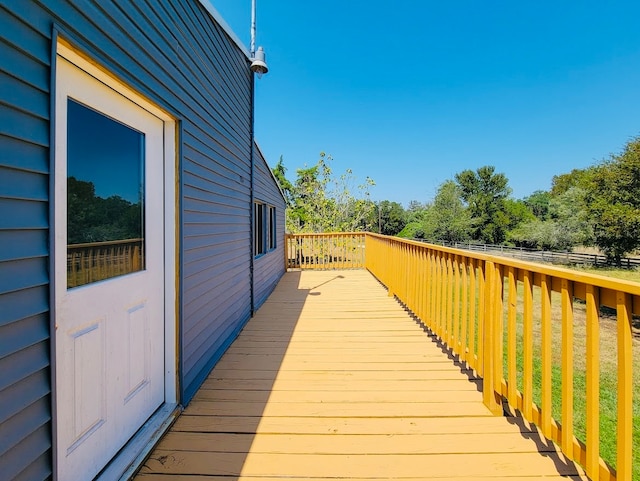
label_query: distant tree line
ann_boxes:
[272,136,640,265]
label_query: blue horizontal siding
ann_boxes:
[181,313,248,403]
[0,230,48,263]
[184,299,250,367]
[184,137,252,180]
[182,261,250,330]
[0,7,50,67]
[0,0,288,476]
[182,197,247,217]
[0,258,49,296]
[0,368,49,427]
[0,104,49,146]
[0,199,48,229]
[0,166,48,201]
[0,341,49,393]
[252,144,286,308]
[0,12,57,474]
[0,422,51,481]
[0,71,49,120]
[0,396,50,459]
[183,170,250,204]
[0,135,49,173]
[0,312,49,360]
[9,454,52,481]
[0,40,50,93]
[0,286,48,329]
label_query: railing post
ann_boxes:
[483,260,503,415]
[585,285,600,481]
[284,234,289,270]
[561,278,574,458]
[388,238,395,297]
[616,291,633,481]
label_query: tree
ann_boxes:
[376,200,407,235]
[503,198,535,230]
[454,165,512,244]
[284,153,376,233]
[407,200,425,215]
[509,187,592,251]
[397,222,427,239]
[585,137,640,264]
[523,190,551,220]
[397,201,430,238]
[430,180,472,242]
[551,168,592,196]
[271,156,295,206]
[548,187,593,247]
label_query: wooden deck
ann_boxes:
[136,270,588,480]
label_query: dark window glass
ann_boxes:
[66,99,145,288]
[269,206,276,250]
[254,202,265,256]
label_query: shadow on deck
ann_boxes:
[136,270,588,480]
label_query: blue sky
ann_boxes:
[212,1,640,206]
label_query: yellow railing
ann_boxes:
[285,233,365,270]
[291,232,638,481]
[67,238,143,288]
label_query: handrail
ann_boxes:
[285,233,365,269]
[289,232,637,481]
[365,233,636,481]
[413,239,640,269]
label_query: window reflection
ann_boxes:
[67,99,145,288]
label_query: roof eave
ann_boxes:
[197,0,251,59]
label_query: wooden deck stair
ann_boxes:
[136,270,589,480]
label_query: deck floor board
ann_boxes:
[136,270,587,480]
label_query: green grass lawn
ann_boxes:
[573,265,640,283]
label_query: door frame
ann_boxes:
[51,37,179,479]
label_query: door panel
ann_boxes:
[55,56,165,481]
[124,301,149,402]
[68,317,105,453]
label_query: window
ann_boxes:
[254,202,265,256]
[268,206,276,250]
[254,202,276,256]
[66,99,146,288]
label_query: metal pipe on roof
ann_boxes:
[250,0,256,57]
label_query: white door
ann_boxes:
[54,56,165,481]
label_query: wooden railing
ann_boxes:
[285,233,365,270]
[67,238,143,288]
[290,232,638,481]
[415,239,640,269]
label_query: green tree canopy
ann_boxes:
[523,190,551,220]
[272,156,295,206]
[429,180,472,242]
[550,167,592,196]
[376,200,407,236]
[585,137,640,263]
[454,165,512,244]
[509,187,592,251]
[275,153,375,233]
